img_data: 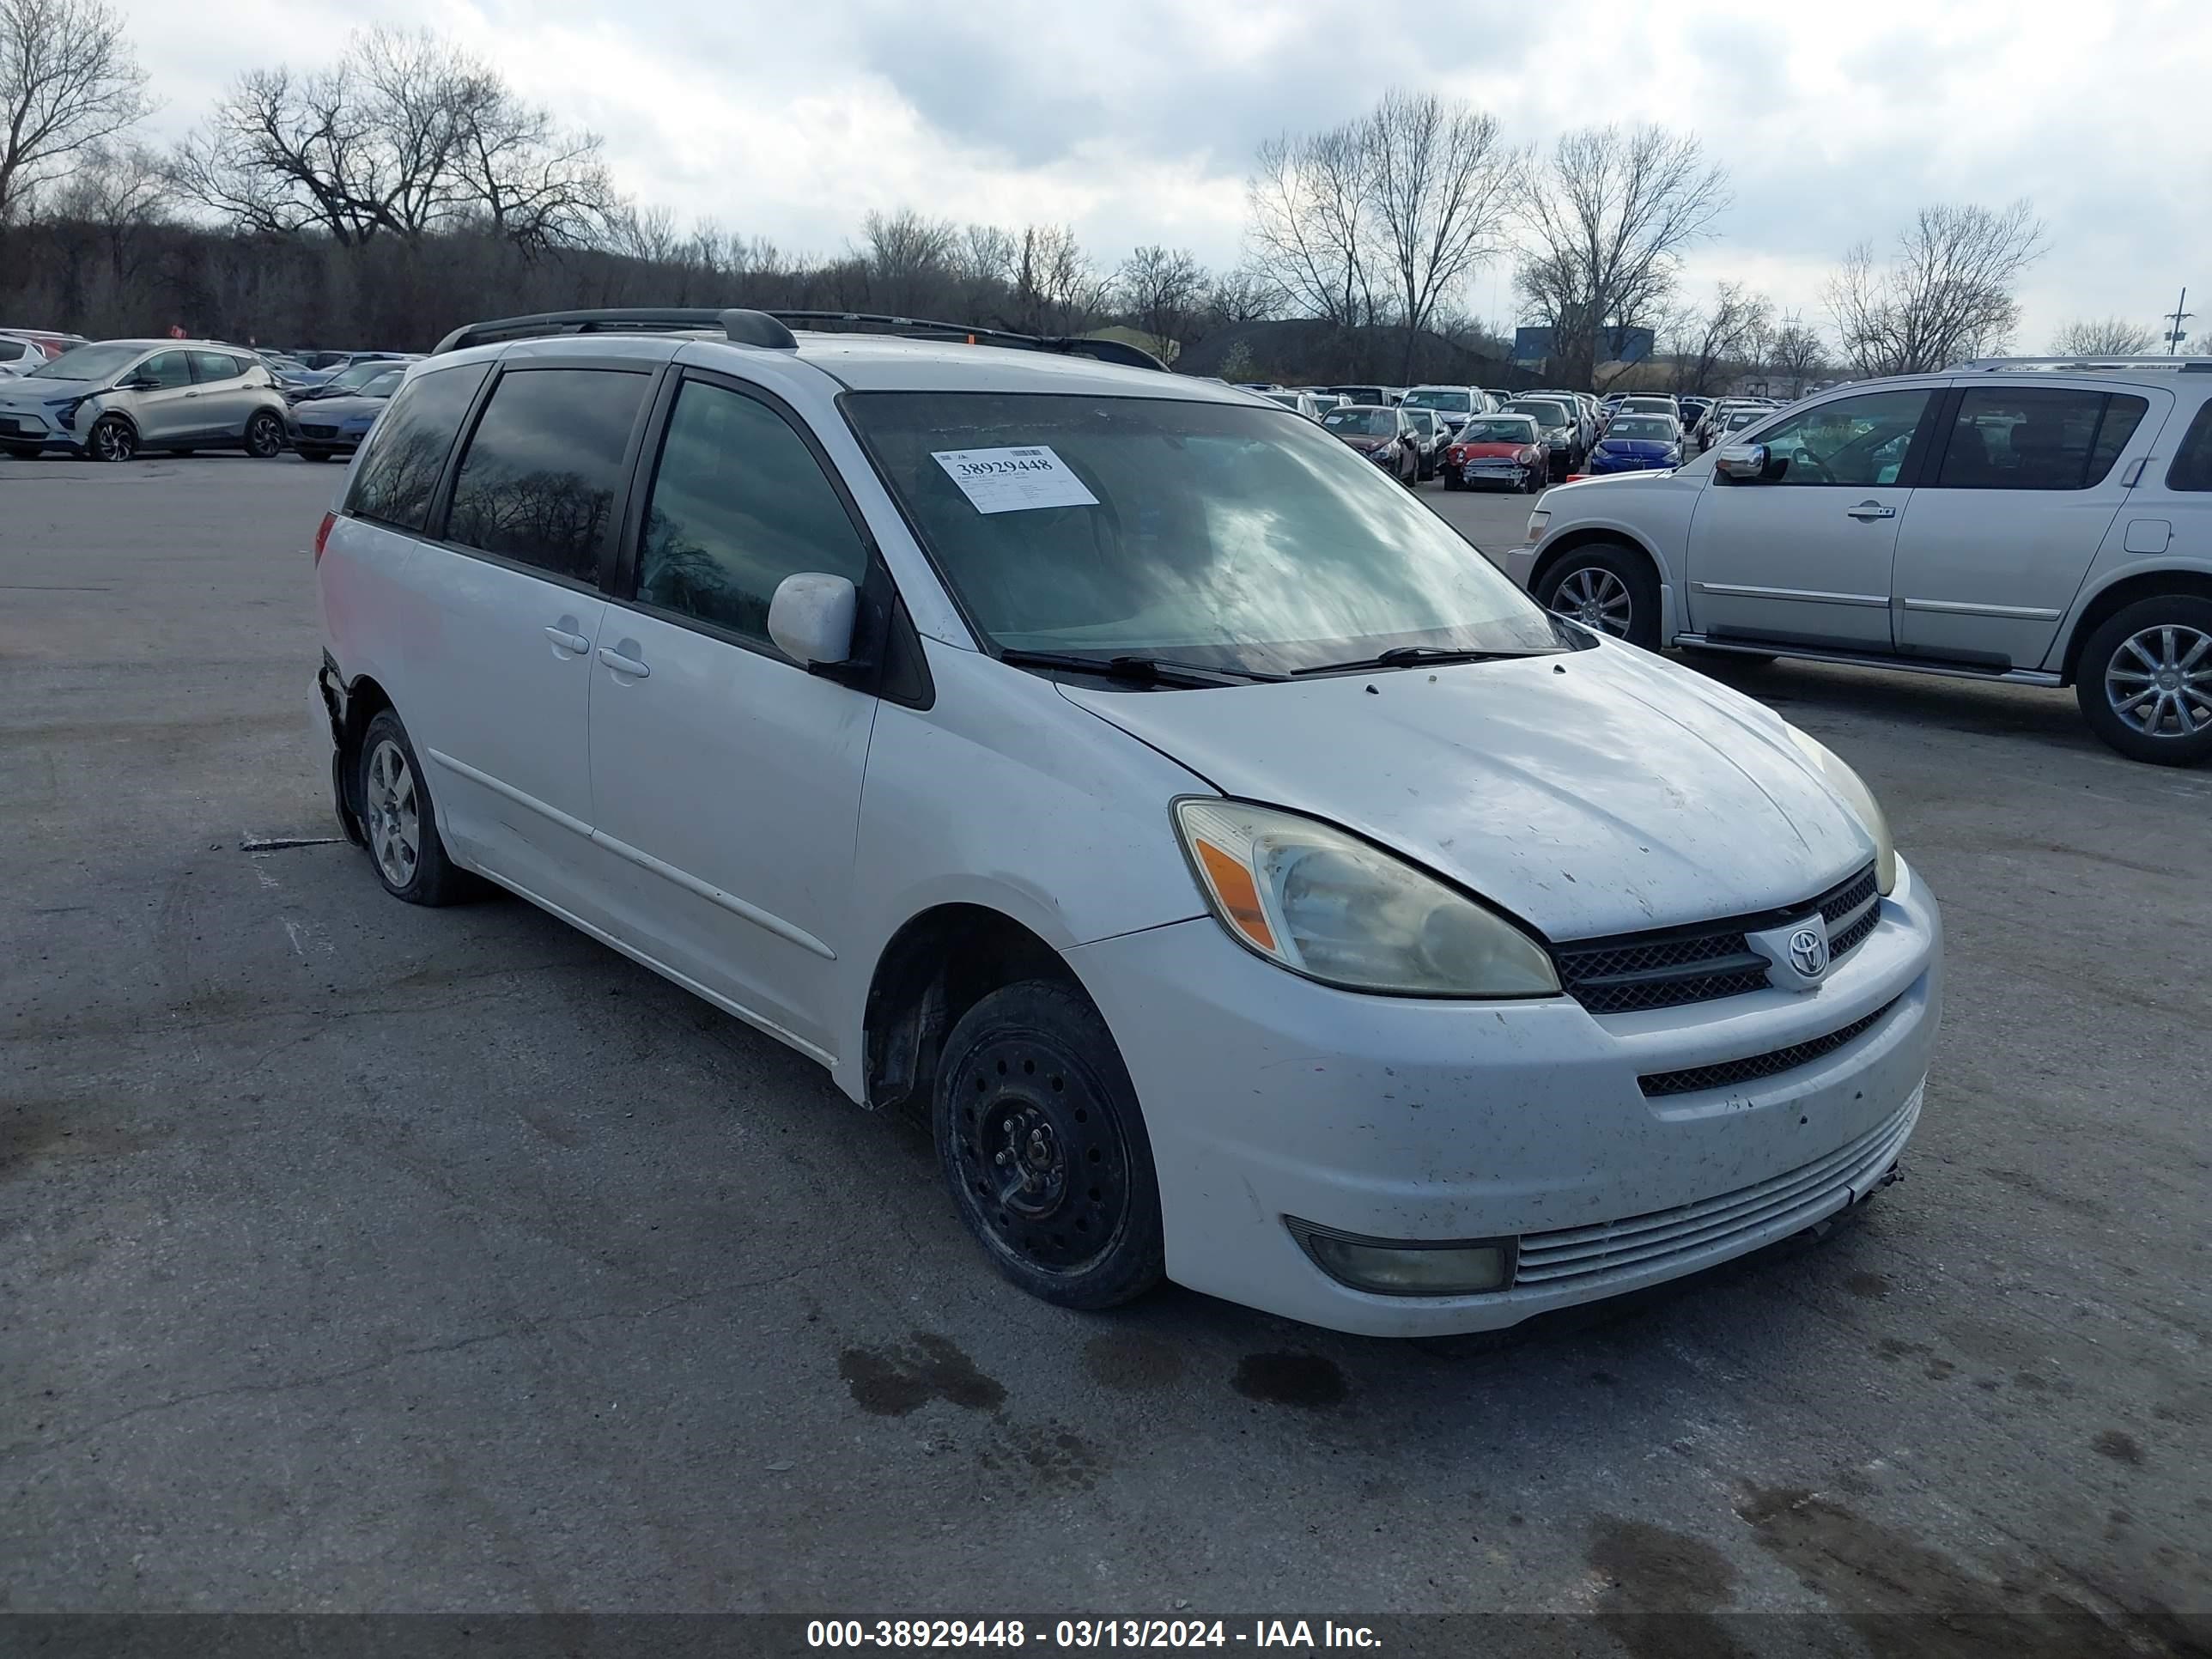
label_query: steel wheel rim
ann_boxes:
[93,422,131,461]
[1553,567,1633,635]
[952,1036,1131,1275]
[246,415,282,456]
[365,739,422,887]
[2106,623,2212,738]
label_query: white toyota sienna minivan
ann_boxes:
[313,308,1942,1338]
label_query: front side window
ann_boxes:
[635,379,870,649]
[446,368,649,582]
[1747,388,1930,486]
[345,362,490,532]
[1933,388,2148,490]
[2166,402,2212,493]
[847,392,1567,676]
[137,351,193,390]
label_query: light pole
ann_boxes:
[2166,288,2194,356]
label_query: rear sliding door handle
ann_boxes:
[598,647,651,679]
[1844,501,1897,520]
[543,625,592,654]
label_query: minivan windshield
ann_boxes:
[26,342,141,382]
[846,392,1571,677]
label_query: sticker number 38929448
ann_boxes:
[930,446,1100,515]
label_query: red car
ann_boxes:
[1440,414,1548,492]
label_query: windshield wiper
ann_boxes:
[1291,645,1539,677]
[995,649,1284,687]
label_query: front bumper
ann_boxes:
[1067,860,1942,1336]
[0,410,83,449]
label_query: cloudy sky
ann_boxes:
[114,0,2212,349]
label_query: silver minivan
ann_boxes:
[0,338,292,462]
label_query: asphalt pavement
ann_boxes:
[3,454,2208,1650]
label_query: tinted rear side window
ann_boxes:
[188,350,244,382]
[1935,388,2148,489]
[446,368,650,583]
[345,363,489,532]
[2166,401,2212,492]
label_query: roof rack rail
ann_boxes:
[1953,355,2212,374]
[760,311,1166,371]
[430,308,798,356]
[428,307,1170,372]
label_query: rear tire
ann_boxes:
[1533,542,1661,649]
[933,979,1164,1310]
[356,709,478,904]
[2074,596,2212,766]
[244,410,286,458]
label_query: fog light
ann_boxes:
[1288,1219,1516,1297]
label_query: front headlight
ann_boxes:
[1172,799,1560,997]
[1785,729,1896,895]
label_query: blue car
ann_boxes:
[1585,413,1682,475]
[286,365,406,460]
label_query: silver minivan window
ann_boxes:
[847,392,1570,675]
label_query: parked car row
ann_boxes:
[0,327,87,377]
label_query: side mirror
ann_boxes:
[117,375,157,392]
[1715,443,1769,482]
[767,572,859,669]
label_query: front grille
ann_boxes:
[301,424,338,439]
[1638,999,1898,1098]
[1554,863,1881,1015]
[1513,1085,1922,1289]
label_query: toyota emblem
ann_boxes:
[1788,927,1831,979]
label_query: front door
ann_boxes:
[1891,383,2170,668]
[586,372,878,1060]
[125,350,200,444]
[1684,386,1936,650]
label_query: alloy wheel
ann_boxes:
[90,419,135,462]
[366,738,422,888]
[2106,624,2212,738]
[1552,566,1633,636]
[246,413,283,458]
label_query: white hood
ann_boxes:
[1060,640,1875,941]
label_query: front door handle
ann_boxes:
[598,646,650,679]
[1844,501,1896,520]
[544,624,592,654]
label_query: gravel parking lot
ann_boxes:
[3,455,2208,1647]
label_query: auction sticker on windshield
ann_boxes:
[932,447,1100,514]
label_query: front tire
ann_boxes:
[933,979,1164,1310]
[244,411,286,458]
[356,709,477,903]
[1534,542,1661,648]
[1443,469,1462,491]
[86,416,136,462]
[2075,596,2212,766]
[297,446,334,463]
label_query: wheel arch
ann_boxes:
[2059,567,2212,685]
[861,902,1087,1116]
[1528,526,1668,600]
[336,672,397,824]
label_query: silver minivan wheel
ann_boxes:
[2104,623,2212,738]
[365,738,421,888]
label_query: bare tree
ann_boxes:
[1011,224,1098,335]
[1766,312,1828,396]
[1827,200,2045,374]
[2049,316,2158,357]
[1115,244,1204,364]
[1514,125,1729,388]
[1202,264,1279,328]
[1362,89,1516,384]
[860,207,958,314]
[1671,282,1771,395]
[173,28,621,252]
[0,0,147,222]
[1245,125,1375,327]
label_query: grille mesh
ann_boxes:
[1638,999,1898,1098]
[1555,864,1881,1016]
